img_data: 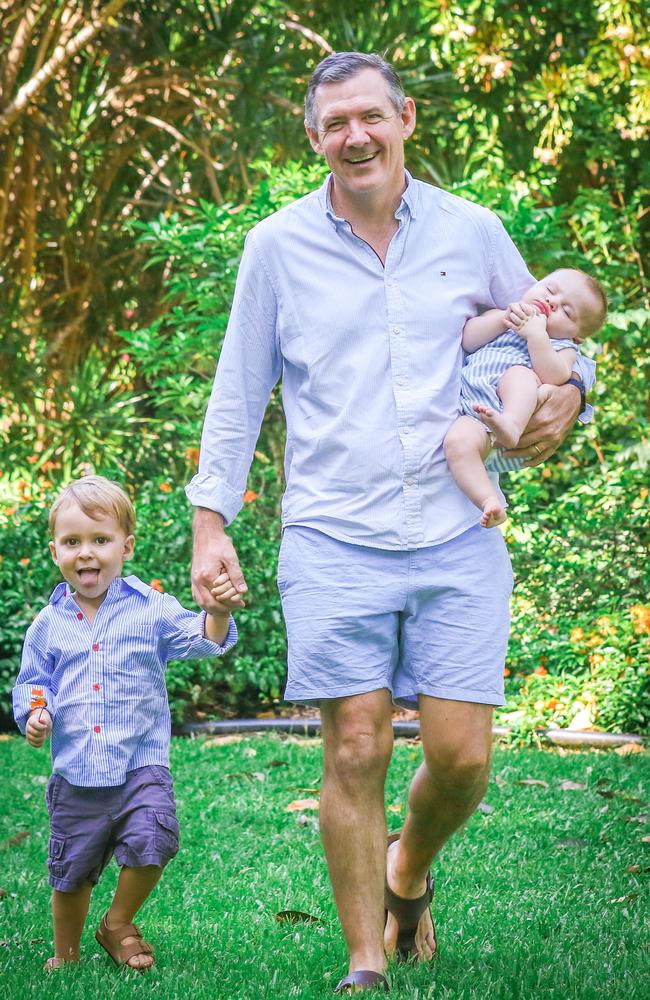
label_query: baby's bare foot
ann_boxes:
[481,497,507,529]
[474,404,521,450]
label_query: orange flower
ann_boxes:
[546,698,558,709]
[19,557,30,566]
[159,482,172,493]
[243,490,259,503]
[534,665,548,676]
[590,653,605,667]
[185,447,199,465]
[503,667,511,677]
[150,579,164,592]
[630,605,650,634]
[588,633,604,647]
[570,627,585,643]
[26,454,39,465]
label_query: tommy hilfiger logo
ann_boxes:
[440,271,447,276]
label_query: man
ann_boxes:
[186,53,590,993]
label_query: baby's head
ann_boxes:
[48,476,135,608]
[523,268,607,344]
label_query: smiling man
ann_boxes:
[187,53,590,993]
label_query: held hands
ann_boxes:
[25,708,52,748]
[209,572,246,614]
[191,509,247,614]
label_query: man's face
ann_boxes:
[305,68,416,202]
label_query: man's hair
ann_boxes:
[49,475,135,537]
[304,52,406,130]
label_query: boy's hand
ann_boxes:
[209,572,246,613]
[25,709,52,748]
[517,310,548,341]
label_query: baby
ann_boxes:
[12,475,241,971]
[444,268,607,527]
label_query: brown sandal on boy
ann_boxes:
[95,913,155,971]
[43,956,64,971]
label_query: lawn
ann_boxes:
[0,734,648,999]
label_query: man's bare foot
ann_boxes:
[474,404,522,450]
[481,497,507,529]
[383,840,437,962]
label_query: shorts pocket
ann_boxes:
[48,835,67,879]
[153,811,179,857]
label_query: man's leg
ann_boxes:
[384,696,493,959]
[320,690,394,976]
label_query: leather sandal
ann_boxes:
[95,913,155,971]
[385,832,437,962]
[334,970,390,993]
[43,956,64,971]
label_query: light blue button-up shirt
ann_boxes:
[186,173,591,548]
[13,575,237,786]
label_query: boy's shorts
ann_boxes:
[45,764,179,892]
[279,523,513,707]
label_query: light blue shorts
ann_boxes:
[279,524,513,708]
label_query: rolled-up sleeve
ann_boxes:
[12,615,56,734]
[185,231,282,523]
[159,594,238,660]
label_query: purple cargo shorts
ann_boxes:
[45,764,179,892]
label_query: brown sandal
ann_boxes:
[334,971,390,993]
[95,913,155,971]
[384,832,437,962]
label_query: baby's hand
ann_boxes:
[209,571,246,612]
[517,310,548,340]
[25,709,52,748]
[504,300,536,329]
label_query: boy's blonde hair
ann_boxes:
[49,476,135,537]
[557,268,608,334]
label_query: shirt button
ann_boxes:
[403,427,412,435]
[92,643,100,652]
[76,612,83,621]
[392,327,401,335]
[405,477,415,486]
[93,683,101,691]
[94,725,101,733]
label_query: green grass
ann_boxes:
[0,734,648,999]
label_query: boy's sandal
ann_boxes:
[385,832,437,962]
[43,957,64,971]
[95,913,155,971]
[334,971,390,993]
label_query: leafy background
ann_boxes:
[0,0,648,736]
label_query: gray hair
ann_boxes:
[304,52,406,130]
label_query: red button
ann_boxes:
[92,643,100,652]
[77,612,83,620]
[94,725,101,733]
[93,683,101,691]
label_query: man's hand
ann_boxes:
[191,508,247,613]
[501,382,582,467]
[26,708,52,748]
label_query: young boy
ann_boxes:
[12,475,241,972]
[444,268,607,528]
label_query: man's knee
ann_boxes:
[422,738,491,801]
[322,703,393,790]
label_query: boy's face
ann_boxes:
[49,502,134,610]
[522,269,602,344]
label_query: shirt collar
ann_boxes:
[319,169,418,227]
[49,574,151,607]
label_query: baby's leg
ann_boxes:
[51,882,93,964]
[444,415,506,528]
[102,865,163,970]
[474,365,540,449]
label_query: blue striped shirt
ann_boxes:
[187,173,538,548]
[12,575,237,786]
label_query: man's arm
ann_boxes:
[186,231,281,610]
